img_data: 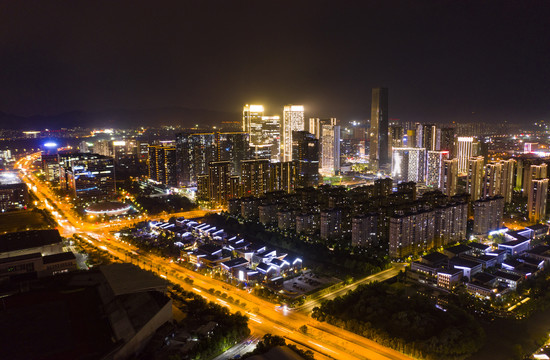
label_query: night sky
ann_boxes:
[1,0,549,125]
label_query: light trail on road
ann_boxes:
[16,152,412,360]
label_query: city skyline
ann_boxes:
[1,1,549,127]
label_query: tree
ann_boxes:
[299,325,308,334]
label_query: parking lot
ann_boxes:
[282,271,338,296]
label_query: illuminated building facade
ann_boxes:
[241,159,271,197]
[422,124,439,151]
[309,117,337,139]
[242,104,264,134]
[0,172,28,212]
[456,137,479,173]
[292,131,319,188]
[473,196,504,235]
[467,156,484,201]
[440,127,455,156]
[205,161,239,205]
[523,163,547,198]
[351,213,379,247]
[369,87,389,169]
[426,150,449,188]
[484,159,516,202]
[442,158,458,196]
[528,178,548,222]
[320,125,340,176]
[282,105,305,162]
[391,147,426,183]
[175,132,216,186]
[215,132,250,176]
[148,144,177,186]
[60,153,116,199]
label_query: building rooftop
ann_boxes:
[0,229,62,254]
[437,267,463,276]
[500,237,530,247]
[494,270,523,282]
[450,257,482,269]
[445,244,472,256]
[222,257,249,269]
[528,245,550,256]
[421,252,449,265]
[469,242,490,251]
[526,224,549,232]
[472,272,496,285]
[0,252,41,265]
[42,252,76,265]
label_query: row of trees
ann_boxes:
[169,288,250,360]
[311,282,485,360]
[242,334,315,360]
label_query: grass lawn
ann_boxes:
[0,210,52,234]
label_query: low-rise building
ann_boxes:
[449,257,482,279]
[437,267,463,290]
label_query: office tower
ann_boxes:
[369,87,389,169]
[270,161,296,193]
[59,153,115,199]
[351,214,379,247]
[148,144,177,186]
[456,137,479,173]
[320,125,341,176]
[422,124,439,151]
[309,118,337,139]
[320,208,342,240]
[215,132,251,175]
[523,163,547,198]
[442,159,459,196]
[391,147,426,183]
[206,161,238,205]
[426,150,449,188]
[282,105,305,162]
[473,196,504,234]
[467,156,484,201]
[175,132,216,186]
[440,127,456,156]
[390,125,404,147]
[242,104,264,134]
[528,178,548,222]
[241,159,270,197]
[260,116,281,160]
[292,131,319,187]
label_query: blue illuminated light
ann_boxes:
[44,142,58,148]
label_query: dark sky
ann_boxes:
[1,0,549,124]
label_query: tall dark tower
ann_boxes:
[369,87,389,169]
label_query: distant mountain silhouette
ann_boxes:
[0,107,240,130]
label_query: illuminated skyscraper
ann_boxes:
[392,147,426,183]
[442,158,459,196]
[242,104,264,134]
[426,150,449,188]
[523,163,547,198]
[320,125,341,176]
[528,178,548,222]
[467,156,484,201]
[309,117,337,139]
[440,127,455,156]
[215,132,251,175]
[175,132,216,186]
[292,131,319,187]
[369,87,389,169]
[422,124,439,151]
[484,162,502,198]
[148,144,177,187]
[282,105,305,162]
[456,137,479,173]
[241,159,271,197]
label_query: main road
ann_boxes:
[16,153,412,360]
